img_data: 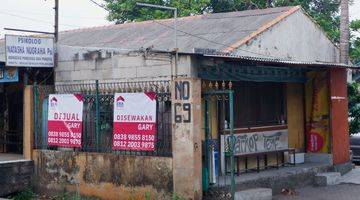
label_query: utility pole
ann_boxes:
[54,0,59,42]
[340,0,349,64]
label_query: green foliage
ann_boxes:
[348,82,360,135]
[172,193,185,200]
[105,0,211,23]
[12,188,35,200]
[350,19,360,63]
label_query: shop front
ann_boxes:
[0,34,54,160]
[197,56,349,192]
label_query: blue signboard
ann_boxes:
[0,63,19,83]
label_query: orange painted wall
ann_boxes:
[329,68,350,164]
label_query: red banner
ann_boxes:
[112,93,157,151]
[47,94,83,148]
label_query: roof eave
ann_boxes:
[200,53,358,69]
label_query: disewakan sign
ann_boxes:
[221,129,288,156]
[5,35,54,67]
[112,93,157,151]
[47,94,83,148]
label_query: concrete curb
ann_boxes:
[235,188,272,200]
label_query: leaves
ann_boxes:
[348,82,360,135]
[350,19,360,63]
[104,0,211,23]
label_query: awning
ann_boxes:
[199,63,306,83]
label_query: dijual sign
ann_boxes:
[47,94,84,148]
[5,35,54,67]
[112,93,157,151]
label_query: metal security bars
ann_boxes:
[33,81,172,157]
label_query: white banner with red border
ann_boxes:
[112,92,157,151]
[47,94,83,148]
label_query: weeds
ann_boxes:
[12,188,35,200]
[172,193,185,200]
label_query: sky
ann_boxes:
[0,0,359,39]
[0,0,111,38]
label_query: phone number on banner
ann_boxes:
[113,133,155,150]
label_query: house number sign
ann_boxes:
[174,80,191,123]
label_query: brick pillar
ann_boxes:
[329,68,350,164]
[23,86,34,160]
[172,77,202,199]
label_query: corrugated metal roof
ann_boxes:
[201,53,358,68]
[56,6,297,53]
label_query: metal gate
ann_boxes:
[202,85,235,200]
[33,80,172,157]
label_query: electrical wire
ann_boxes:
[0,8,106,20]
[0,10,83,28]
[152,20,282,58]
[88,3,285,58]
[88,0,110,12]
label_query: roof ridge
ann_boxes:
[60,15,202,34]
[222,5,301,53]
[60,6,297,35]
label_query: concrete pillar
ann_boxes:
[329,68,350,164]
[23,86,34,160]
[172,77,202,199]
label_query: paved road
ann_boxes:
[274,167,360,200]
[274,184,360,200]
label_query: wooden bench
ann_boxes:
[225,148,296,175]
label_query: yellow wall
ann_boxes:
[23,86,34,160]
[286,83,305,150]
[201,97,219,140]
[210,98,218,139]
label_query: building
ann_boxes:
[0,5,354,199]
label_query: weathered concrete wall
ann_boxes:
[55,45,196,84]
[172,78,202,199]
[234,10,339,63]
[0,160,33,197]
[0,40,4,62]
[33,150,173,200]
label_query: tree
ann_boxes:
[104,0,211,23]
[340,0,349,64]
[350,19,360,63]
[348,82,360,135]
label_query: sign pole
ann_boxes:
[229,90,235,200]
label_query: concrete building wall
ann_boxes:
[55,45,196,84]
[0,160,33,197]
[33,150,173,199]
[233,10,339,63]
[0,41,5,62]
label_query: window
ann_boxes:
[233,81,286,128]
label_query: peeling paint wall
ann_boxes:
[234,10,339,63]
[55,45,196,85]
[33,150,173,200]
